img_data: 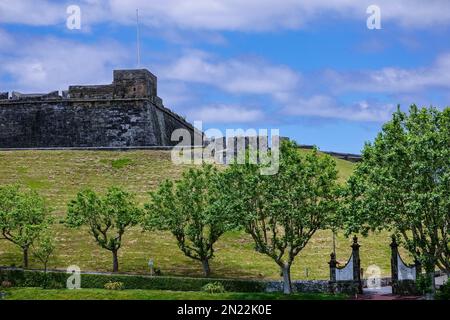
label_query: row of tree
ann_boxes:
[0,106,448,294]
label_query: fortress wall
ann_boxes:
[68,85,114,99]
[0,99,197,148]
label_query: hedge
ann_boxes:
[0,268,267,293]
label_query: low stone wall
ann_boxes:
[266,280,362,294]
[329,280,362,295]
[392,280,418,295]
[265,280,329,293]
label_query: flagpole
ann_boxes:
[136,9,141,68]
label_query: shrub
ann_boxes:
[43,280,64,290]
[436,281,450,300]
[202,282,226,294]
[0,268,267,293]
[1,280,13,288]
[104,281,124,290]
[42,274,65,290]
[416,274,433,294]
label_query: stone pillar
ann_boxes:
[390,235,399,294]
[351,236,362,293]
[328,252,337,293]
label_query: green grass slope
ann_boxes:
[0,150,402,280]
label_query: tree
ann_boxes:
[66,187,142,272]
[0,185,52,268]
[143,164,230,277]
[341,106,450,281]
[32,231,56,272]
[221,141,339,293]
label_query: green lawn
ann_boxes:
[1,287,346,300]
[0,150,409,280]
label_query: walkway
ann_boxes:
[354,286,422,300]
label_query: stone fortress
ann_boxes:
[0,69,200,148]
[0,69,361,161]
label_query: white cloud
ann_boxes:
[0,0,64,26]
[106,0,305,31]
[326,53,450,94]
[3,0,450,30]
[282,95,396,122]
[157,81,196,107]
[158,50,450,123]
[0,36,129,92]
[106,0,450,31]
[161,51,300,97]
[0,28,15,50]
[187,104,265,123]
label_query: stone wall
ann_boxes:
[0,69,200,148]
[265,280,330,293]
[0,99,197,148]
[329,280,363,295]
[265,280,361,294]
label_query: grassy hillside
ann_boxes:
[0,150,403,280]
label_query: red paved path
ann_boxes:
[352,287,422,300]
[353,293,421,300]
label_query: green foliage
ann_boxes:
[202,282,226,294]
[0,185,53,268]
[416,274,433,295]
[44,281,64,290]
[144,164,231,277]
[341,106,450,274]
[221,140,339,293]
[41,274,64,290]
[32,231,56,272]
[66,186,143,272]
[104,281,124,290]
[436,280,450,300]
[0,269,266,293]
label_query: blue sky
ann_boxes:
[1,1,450,153]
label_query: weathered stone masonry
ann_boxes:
[0,69,199,148]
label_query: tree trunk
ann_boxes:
[281,264,292,294]
[112,249,119,273]
[23,247,29,269]
[429,272,436,293]
[202,259,211,277]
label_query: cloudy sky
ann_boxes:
[1,0,450,153]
